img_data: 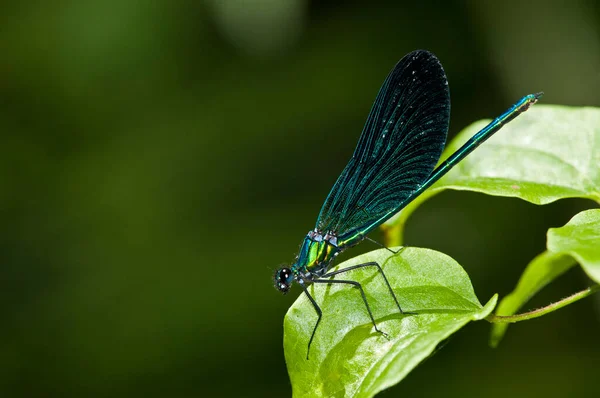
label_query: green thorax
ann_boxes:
[292,231,343,277]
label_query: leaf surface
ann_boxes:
[284,247,496,398]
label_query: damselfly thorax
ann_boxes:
[292,230,343,279]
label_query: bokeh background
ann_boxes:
[2,1,600,397]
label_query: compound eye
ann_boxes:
[274,268,293,293]
[279,268,292,284]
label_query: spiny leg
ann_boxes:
[313,279,389,338]
[323,262,406,314]
[364,236,405,255]
[299,283,322,360]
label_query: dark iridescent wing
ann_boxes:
[316,50,450,237]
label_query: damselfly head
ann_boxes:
[274,267,293,294]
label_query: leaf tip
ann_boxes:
[472,294,498,321]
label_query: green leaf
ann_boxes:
[490,209,600,346]
[384,105,600,245]
[548,209,600,283]
[284,247,496,398]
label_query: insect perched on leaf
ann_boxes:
[274,50,541,359]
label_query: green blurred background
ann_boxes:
[2,0,599,397]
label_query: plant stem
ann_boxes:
[486,284,600,324]
[382,223,404,247]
